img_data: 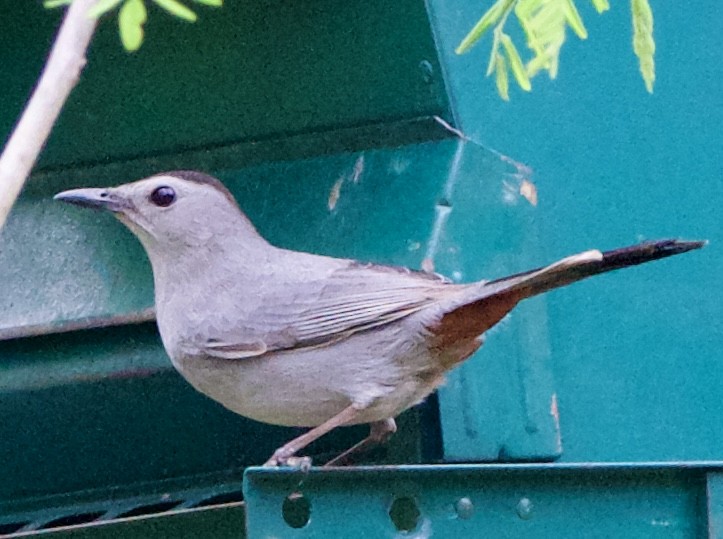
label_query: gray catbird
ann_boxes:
[55,170,704,466]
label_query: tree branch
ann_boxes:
[0,0,98,231]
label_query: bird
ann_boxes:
[54,170,705,466]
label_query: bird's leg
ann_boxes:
[264,405,361,467]
[323,418,397,467]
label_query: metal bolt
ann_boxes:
[516,497,533,520]
[454,497,474,519]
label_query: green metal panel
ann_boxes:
[0,119,451,340]
[39,504,247,539]
[426,0,723,462]
[6,503,246,539]
[0,139,560,512]
[0,0,447,169]
[709,473,723,539]
[0,324,423,516]
[216,139,561,461]
[1,0,455,528]
[0,0,720,536]
[2,464,719,538]
[243,464,711,538]
[0,476,247,537]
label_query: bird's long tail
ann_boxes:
[483,239,706,299]
[431,239,705,350]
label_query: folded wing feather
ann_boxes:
[201,262,453,359]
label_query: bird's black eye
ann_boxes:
[150,186,176,207]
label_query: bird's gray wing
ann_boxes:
[200,239,705,360]
[200,262,454,360]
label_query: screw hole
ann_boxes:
[389,496,420,533]
[282,492,311,529]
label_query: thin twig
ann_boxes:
[0,0,98,231]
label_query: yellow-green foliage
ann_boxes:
[458,0,655,99]
[631,0,655,93]
[45,0,223,52]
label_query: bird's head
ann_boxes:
[55,171,266,258]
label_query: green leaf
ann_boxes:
[119,0,147,51]
[591,0,610,14]
[456,0,515,54]
[494,52,510,101]
[631,0,655,92]
[193,0,222,5]
[486,43,498,77]
[43,0,73,8]
[516,8,545,57]
[88,0,124,18]
[500,33,531,91]
[563,0,588,39]
[485,26,504,77]
[547,44,560,78]
[517,0,568,80]
[525,1,561,36]
[521,1,564,52]
[460,0,653,101]
[152,0,197,21]
[525,55,546,78]
[513,0,536,19]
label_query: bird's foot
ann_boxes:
[264,448,312,471]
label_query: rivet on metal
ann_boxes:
[454,497,474,519]
[516,497,533,520]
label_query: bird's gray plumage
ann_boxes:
[54,171,705,464]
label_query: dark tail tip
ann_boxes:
[600,239,706,270]
[650,239,707,254]
[477,238,706,302]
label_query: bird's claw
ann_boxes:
[264,449,312,471]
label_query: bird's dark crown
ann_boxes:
[164,170,237,205]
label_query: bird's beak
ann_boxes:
[54,188,129,213]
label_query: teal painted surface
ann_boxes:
[0,322,421,508]
[709,473,723,539]
[244,464,709,538]
[0,325,244,501]
[0,0,720,535]
[15,504,247,539]
[427,1,723,462]
[0,474,246,537]
[0,189,153,339]
[1,119,452,340]
[0,139,558,507]
[218,139,560,461]
[0,0,446,169]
